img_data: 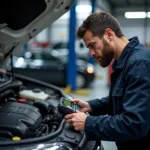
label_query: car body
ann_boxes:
[6,49,95,88]
[0,0,103,149]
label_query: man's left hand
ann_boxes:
[64,111,87,131]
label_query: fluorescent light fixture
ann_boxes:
[147,12,150,18]
[59,5,92,20]
[125,12,147,19]
[76,5,92,13]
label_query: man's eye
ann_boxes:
[91,44,96,48]
[89,43,96,49]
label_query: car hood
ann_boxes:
[0,0,74,67]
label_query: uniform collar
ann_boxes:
[112,36,139,71]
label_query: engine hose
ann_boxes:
[36,125,47,137]
[50,123,58,133]
[45,125,49,134]
[0,89,15,100]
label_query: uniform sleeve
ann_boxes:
[88,96,109,115]
[85,60,150,141]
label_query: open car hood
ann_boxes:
[0,0,74,67]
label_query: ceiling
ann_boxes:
[107,0,150,9]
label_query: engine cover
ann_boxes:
[0,102,42,139]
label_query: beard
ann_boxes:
[98,38,114,67]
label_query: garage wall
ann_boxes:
[35,0,111,43]
[114,7,150,44]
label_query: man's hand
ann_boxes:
[71,99,92,113]
[65,111,88,131]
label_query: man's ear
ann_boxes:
[104,28,114,42]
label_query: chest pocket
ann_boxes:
[112,87,124,114]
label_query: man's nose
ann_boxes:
[90,49,95,56]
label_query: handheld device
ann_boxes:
[58,97,79,115]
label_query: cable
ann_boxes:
[10,54,14,81]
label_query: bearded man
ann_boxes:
[65,12,150,150]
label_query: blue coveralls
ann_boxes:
[85,37,150,150]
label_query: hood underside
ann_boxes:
[0,0,74,67]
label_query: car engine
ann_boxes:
[0,72,63,141]
[0,102,42,139]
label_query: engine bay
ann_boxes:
[0,71,98,150]
[0,71,66,141]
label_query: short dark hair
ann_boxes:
[77,11,124,39]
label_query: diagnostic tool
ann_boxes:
[58,97,79,115]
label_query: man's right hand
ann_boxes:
[71,99,92,113]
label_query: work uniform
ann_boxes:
[85,36,150,150]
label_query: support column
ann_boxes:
[67,0,77,91]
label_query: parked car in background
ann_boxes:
[6,49,95,89]
[50,41,90,61]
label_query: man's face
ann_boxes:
[83,30,114,67]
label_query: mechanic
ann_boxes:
[64,12,150,150]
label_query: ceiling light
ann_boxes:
[125,12,147,19]
[76,5,92,13]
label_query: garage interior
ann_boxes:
[6,0,150,149]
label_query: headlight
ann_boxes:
[15,57,26,68]
[87,64,94,74]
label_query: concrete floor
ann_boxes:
[69,64,118,150]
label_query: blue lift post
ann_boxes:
[88,0,96,65]
[91,0,96,13]
[67,0,77,91]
